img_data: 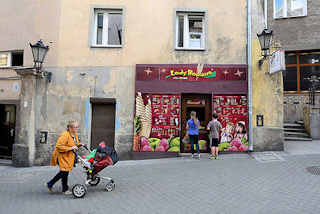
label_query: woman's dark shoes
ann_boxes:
[63,190,72,195]
[45,183,53,192]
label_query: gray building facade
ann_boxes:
[267,0,320,138]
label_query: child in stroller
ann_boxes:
[72,141,119,198]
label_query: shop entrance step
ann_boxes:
[284,123,304,128]
[284,131,310,137]
[284,128,308,132]
[284,121,312,141]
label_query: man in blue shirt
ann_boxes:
[186,111,200,159]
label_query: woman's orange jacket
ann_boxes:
[50,131,79,172]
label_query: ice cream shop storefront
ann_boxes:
[132,64,249,159]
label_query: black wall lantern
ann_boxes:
[257,28,273,67]
[29,40,52,82]
[256,114,264,127]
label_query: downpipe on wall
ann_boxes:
[248,0,253,151]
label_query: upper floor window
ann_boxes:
[274,0,307,19]
[0,51,23,67]
[176,12,205,50]
[92,9,122,47]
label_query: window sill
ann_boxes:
[274,15,307,20]
[175,48,206,51]
[284,91,320,94]
[91,45,122,48]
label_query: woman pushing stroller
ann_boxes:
[46,120,118,198]
[46,120,83,195]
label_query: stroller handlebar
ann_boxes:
[78,144,91,152]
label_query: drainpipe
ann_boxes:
[248,0,253,151]
[265,0,268,28]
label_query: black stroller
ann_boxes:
[72,142,119,198]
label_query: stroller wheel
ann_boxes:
[105,181,115,192]
[72,184,87,198]
[88,177,100,186]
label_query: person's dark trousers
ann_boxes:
[189,135,199,154]
[47,171,69,192]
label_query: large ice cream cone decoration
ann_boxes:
[135,92,145,118]
[134,92,145,151]
[134,93,152,151]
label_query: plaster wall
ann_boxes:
[32,66,135,164]
[57,0,247,67]
[0,0,61,67]
[0,69,21,100]
[251,0,284,151]
[251,40,284,151]
[252,41,283,128]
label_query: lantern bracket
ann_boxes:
[258,40,282,68]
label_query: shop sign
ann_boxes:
[136,64,247,82]
[165,70,216,80]
[186,99,205,105]
[269,50,285,74]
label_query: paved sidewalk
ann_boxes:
[0,153,320,214]
[284,140,320,155]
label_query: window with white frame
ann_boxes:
[93,9,123,47]
[0,51,23,67]
[274,0,307,19]
[176,12,205,50]
[0,52,10,67]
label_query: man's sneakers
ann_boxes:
[45,183,53,192]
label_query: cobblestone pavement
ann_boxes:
[1,153,320,214]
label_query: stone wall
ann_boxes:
[303,106,310,135]
[284,94,309,122]
[284,94,320,123]
[309,107,320,139]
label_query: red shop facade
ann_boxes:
[133,64,248,158]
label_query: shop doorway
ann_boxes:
[90,100,116,149]
[181,94,212,153]
[0,104,16,158]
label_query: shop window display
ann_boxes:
[133,93,181,153]
[213,95,249,152]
